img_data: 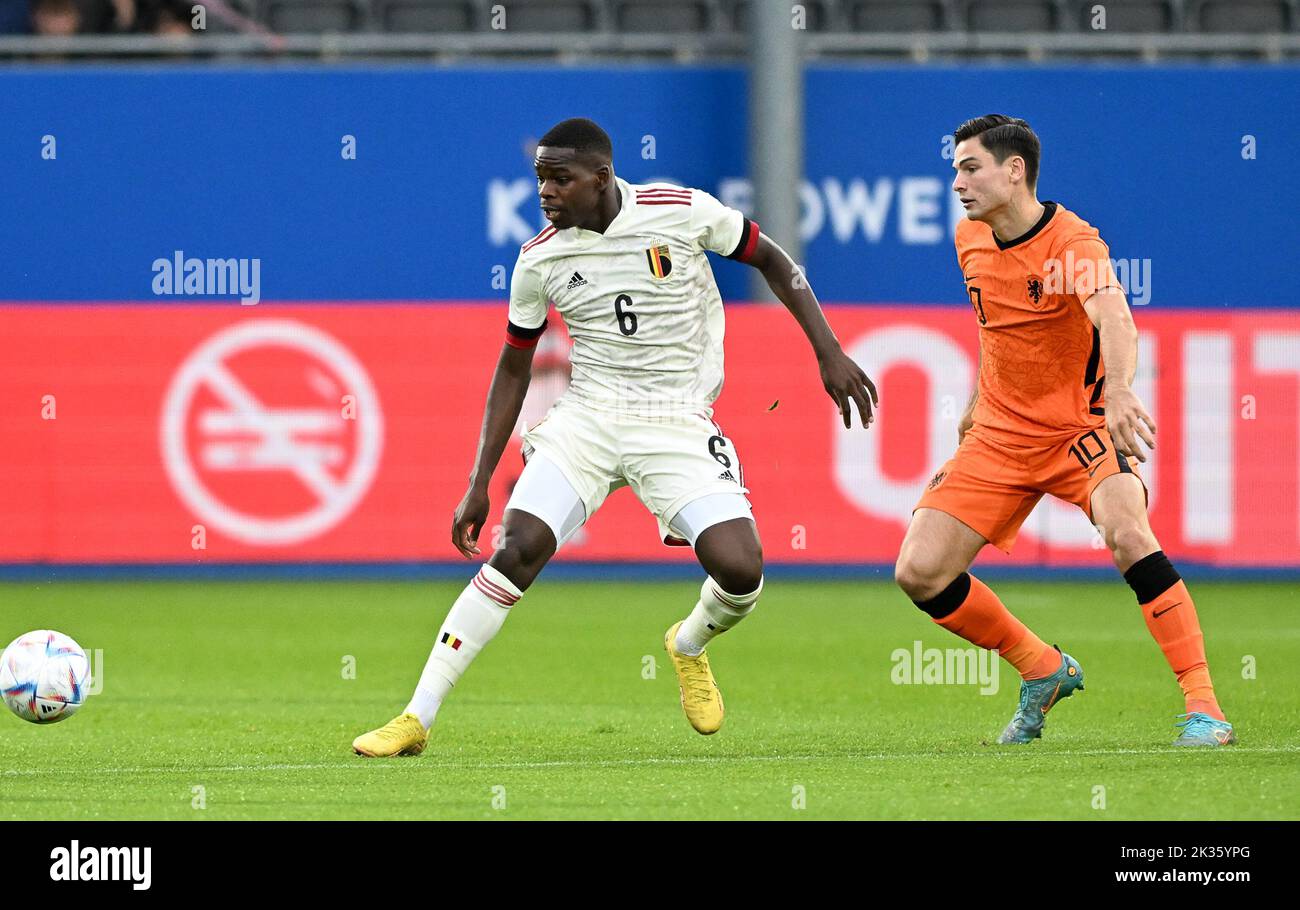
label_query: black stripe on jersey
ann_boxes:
[1084,326,1101,387]
[506,319,547,341]
[726,218,758,261]
[1089,376,1106,416]
[1084,326,1105,415]
[1115,447,1133,475]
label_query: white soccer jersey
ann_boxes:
[506,177,760,418]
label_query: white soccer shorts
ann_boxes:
[504,397,753,549]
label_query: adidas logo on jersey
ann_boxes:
[566,272,587,289]
[718,470,736,482]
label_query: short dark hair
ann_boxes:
[954,114,1041,190]
[538,118,613,164]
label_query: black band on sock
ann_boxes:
[1123,550,1181,604]
[913,572,972,619]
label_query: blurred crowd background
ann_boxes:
[4,1,1295,39]
[5,0,195,35]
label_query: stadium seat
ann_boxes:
[964,0,1057,30]
[1070,1,1176,32]
[192,1,245,33]
[1192,0,1289,32]
[613,0,713,32]
[493,0,598,31]
[264,0,366,32]
[727,0,834,32]
[375,0,476,32]
[213,0,265,31]
[846,0,947,31]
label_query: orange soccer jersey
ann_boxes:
[915,202,1139,552]
[957,201,1124,443]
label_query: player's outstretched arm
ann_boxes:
[1084,287,1156,463]
[452,342,536,558]
[745,232,879,428]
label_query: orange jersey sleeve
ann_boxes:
[955,202,1118,443]
[1049,232,1124,309]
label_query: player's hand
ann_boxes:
[819,348,879,429]
[452,484,491,558]
[1106,386,1157,463]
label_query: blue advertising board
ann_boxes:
[0,64,1294,307]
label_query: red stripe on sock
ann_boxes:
[474,571,519,605]
[475,570,519,603]
[472,575,516,607]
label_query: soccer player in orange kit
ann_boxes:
[894,115,1234,746]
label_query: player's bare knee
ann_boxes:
[486,550,532,591]
[1108,523,1156,565]
[708,544,763,595]
[491,525,555,591]
[695,521,762,594]
[714,562,763,597]
[893,559,914,596]
[895,555,944,603]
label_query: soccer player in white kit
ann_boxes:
[353,118,877,756]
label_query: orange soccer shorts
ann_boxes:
[914,426,1146,553]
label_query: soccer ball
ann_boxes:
[0,630,92,724]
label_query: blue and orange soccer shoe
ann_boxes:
[996,648,1085,744]
[1172,712,1237,747]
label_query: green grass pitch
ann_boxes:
[1,578,1296,820]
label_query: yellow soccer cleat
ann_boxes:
[352,712,428,757]
[664,621,725,735]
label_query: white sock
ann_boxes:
[674,575,763,656]
[404,564,522,728]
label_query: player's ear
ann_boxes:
[1009,155,1026,185]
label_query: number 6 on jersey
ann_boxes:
[614,294,637,336]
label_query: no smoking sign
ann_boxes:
[160,319,384,546]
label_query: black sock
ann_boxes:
[913,572,971,619]
[1123,551,1181,604]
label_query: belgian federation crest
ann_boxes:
[646,244,672,279]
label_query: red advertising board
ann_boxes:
[2,304,1296,567]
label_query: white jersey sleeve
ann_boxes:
[508,256,548,331]
[689,190,753,259]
